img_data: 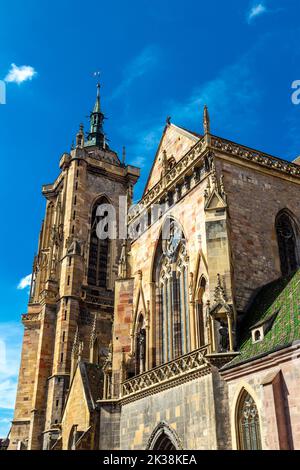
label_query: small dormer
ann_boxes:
[250,311,279,345]
[251,327,264,344]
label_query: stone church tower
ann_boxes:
[9,85,139,450]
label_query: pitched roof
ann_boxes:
[142,122,200,196]
[62,361,103,417]
[224,269,300,369]
[79,362,103,411]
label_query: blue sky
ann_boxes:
[0,0,300,437]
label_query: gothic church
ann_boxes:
[8,84,300,450]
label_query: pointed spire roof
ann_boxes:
[93,83,101,113]
[86,82,106,148]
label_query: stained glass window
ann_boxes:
[155,219,189,364]
[237,390,262,450]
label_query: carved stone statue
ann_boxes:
[218,320,229,352]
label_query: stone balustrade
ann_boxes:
[121,345,210,400]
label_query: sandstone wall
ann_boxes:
[217,157,300,312]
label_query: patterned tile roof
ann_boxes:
[225,269,300,368]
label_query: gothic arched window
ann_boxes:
[87,197,110,288]
[153,219,189,365]
[276,211,299,277]
[237,390,262,450]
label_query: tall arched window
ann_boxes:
[276,211,299,276]
[87,197,110,288]
[237,390,262,450]
[153,219,189,365]
[196,277,206,347]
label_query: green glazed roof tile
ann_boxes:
[227,269,300,368]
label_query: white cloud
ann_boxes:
[0,322,23,413]
[0,380,18,409]
[5,63,37,84]
[17,274,31,290]
[0,418,10,424]
[247,3,267,23]
[0,409,13,438]
[111,46,158,99]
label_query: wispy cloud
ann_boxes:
[129,127,162,168]
[167,55,260,139]
[0,417,10,424]
[111,46,158,99]
[0,322,23,418]
[247,3,267,23]
[122,40,264,201]
[17,274,31,290]
[0,408,13,438]
[5,63,37,84]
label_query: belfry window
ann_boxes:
[237,390,262,450]
[276,211,299,276]
[154,219,190,365]
[87,197,109,288]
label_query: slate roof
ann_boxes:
[79,362,103,411]
[224,269,300,369]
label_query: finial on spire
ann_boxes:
[122,146,126,165]
[166,116,171,125]
[203,105,210,135]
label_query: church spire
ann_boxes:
[87,82,105,148]
[93,82,101,113]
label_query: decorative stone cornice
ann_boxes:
[22,312,41,328]
[83,294,114,307]
[129,133,300,228]
[211,135,300,178]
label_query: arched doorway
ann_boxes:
[147,422,181,450]
[153,432,176,450]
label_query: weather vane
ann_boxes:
[92,71,101,85]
